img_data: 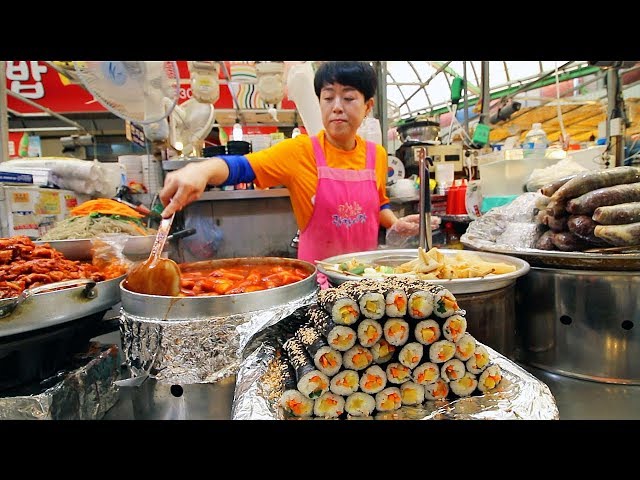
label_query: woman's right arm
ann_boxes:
[159,158,230,217]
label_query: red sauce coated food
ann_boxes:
[179,264,311,296]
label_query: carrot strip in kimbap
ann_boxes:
[449,372,478,398]
[375,387,402,412]
[442,314,467,343]
[406,287,434,320]
[283,337,330,399]
[398,342,424,369]
[424,378,450,401]
[454,333,477,361]
[341,282,386,320]
[370,338,396,364]
[466,344,490,375]
[326,325,357,352]
[295,324,343,376]
[280,389,314,418]
[383,286,408,318]
[428,339,456,364]
[313,392,345,418]
[414,319,441,346]
[385,362,412,384]
[357,319,383,348]
[383,318,410,346]
[345,392,376,417]
[400,381,425,406]
[477,364,503,393]
[330,369,360,396]
[359,364,387,394]
[431,287,460,318]
[440,358,466,383]
[318,288,360,325]
[412,362,440,385]
[343,345,373,371]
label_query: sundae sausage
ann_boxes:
[566,182,640,215]
[592,202,640,225]
[545,198,568,218]
[567,215,610,246]
[551,166,640,202]
[540,174,579,197]
[551,231,588,251]
[594,222,640,246]
[546,215,568,233]
[535,229,556,250]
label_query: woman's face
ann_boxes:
[319,83,373,147]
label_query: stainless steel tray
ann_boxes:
[317,248,530,294]
[461,234,640,271]
[0,274,125,338]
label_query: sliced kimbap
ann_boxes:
[375,387,402,412]
[343,345,373,371]
[383,318,410,346]
[431,286,460,318]
[359,364,387,394]
[326,325,357,352]
[429,339,456,364]
[397,342,424,369]
[414,319,441,346]
[400,381,425,406]
[280,389,314,418]
[383,286,408,318]
[313,392,345,418]
[370,338,396,364]
[330,369,360,396]
[357,318,383,348]
[449,371,478,398]
[385,362,412,384]
[466,344,490,375]
[477,363,503,393]
[440,358,466,383]
[318,288,360,326]
[424,378,450,401]
[342,282,386,320]
[454,333,477,361]
[406,286,434,320]
[412,361,440,386]
[442,314,467,343]
[345,392,376,417]
[283,337,330,399]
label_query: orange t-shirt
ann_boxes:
[246,130,390,232]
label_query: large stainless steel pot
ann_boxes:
[120,256,317,319]
[515,267,640,384]
[0,274,125,338]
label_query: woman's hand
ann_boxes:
[385,214,442,247]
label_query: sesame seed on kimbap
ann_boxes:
[400,381,425,406]
[357,318,383,348]
[398,342,424,369]
[345,392,376,417]
[383,318,410,346]
[370,338,396,364]
[432,287,460,318]
[385,362,412,384]
[442,314,467,343]
[477,363,503,393]
[313,391,345,419]
[359,364,387,394]
[343,345,374,371]
[283,337,330,399]
[412,361,440,386]
[330,369,360,396]
[279,389,314,418]
[414,319,441,346]
[424,378,450,401]
[466,344,490,375]
[429,339,456,364]
[449,371,478,398]
[454,333,477,361]
[375,387,402,412]
[326,325,357,352]
[440,358,466,383]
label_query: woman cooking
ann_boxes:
[160,61,424,269]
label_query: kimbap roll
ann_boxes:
[414,319,441,346]
[371,338,396,364]
[283,337,330,399]
[307,304,336,338]
[359,364,387,394]
[313,392,345,418]
[477,363,503,393]
[406,286,434,320]
[440,358,466,383]
[383,286,408,318]
[318,288,360,326]
[432,286,460,318]
[383,318,410,346]
[442,314,467,343]
[357,318,383,347]
[330,369,360,396]
[345,392,376,417]
[385,362,412,384]
[412,361,440,386]
[397,342,424,369]
[375,387,402,412]
[343,345,374,371]
[295,324,342,377]
[424,378,450,401]
[279,389,314,418]
[449,371,478,398]
[342,282,386,320]
[400,381,425,406]
[429,339,456,364]
[454,333,477,361]
[466,344,490,375]
[326,325,357,352]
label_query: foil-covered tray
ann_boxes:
[232,308,559,420]
[461,234,640,271]
[317,248,530,294]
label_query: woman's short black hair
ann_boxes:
[313,61,377,101]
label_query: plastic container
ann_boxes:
[478,156,559,196]
[522,123,549,158]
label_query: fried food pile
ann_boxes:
[0,236,125,299]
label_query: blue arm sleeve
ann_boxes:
[219,155,256,186]
[380,203,392,211]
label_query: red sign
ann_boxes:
[6,61,297,114]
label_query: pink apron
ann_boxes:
[298,135,380,266]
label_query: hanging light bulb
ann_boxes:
[232,119,244,141]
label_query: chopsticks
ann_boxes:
[314,260,363,277]
[583,245,640,253]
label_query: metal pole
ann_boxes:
[606,67,625,167]
[6,89,87,132]
[463,61,469,136]
[418,155,432,251]
[374,61,388,152]
[0,62,9,162]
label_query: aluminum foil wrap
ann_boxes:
[119,290,317,386]
[232,311,559,420]
[0,343,121,420]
